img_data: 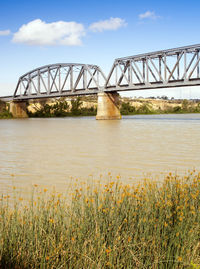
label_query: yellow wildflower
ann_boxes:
[177,256,182,262]
[105,247,111,254]
[49,218,54,223]
[128,236,132,243]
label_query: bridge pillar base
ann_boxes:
[10,101,28,118]
[96,92,121,120]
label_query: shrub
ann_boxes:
[120,101,136,115]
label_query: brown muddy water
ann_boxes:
[0,114,200,194]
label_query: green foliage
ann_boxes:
[28,98,97,117]
[0,110,13,119]
[0,101,13,119]
[70,97,83,115]
[0,100,6,112]
[120,101,136,115]
[120,101,155,115]
[27,98,200,118]
[0,100,6,114]
[28,101,70,117]
[190,262,200,269]
[182,99,189,110]
[120,100,200,115]
[173,106,182,113]
[136,102,154,114]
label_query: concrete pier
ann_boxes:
[10,101,28,118]
[96,92,121,120]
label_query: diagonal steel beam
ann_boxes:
[87,69,96,88]
[105,62,116,87]
[161,57,176,80]
[188,53,200,79]
[130,62,142,84]
[30,79,38,94]
[147,62,158,82]
[60,67,71,91]
[132,60,144,83]
[167,51,184,81]
[86,65,101,89]
[49,68,59,92]
[181,51,197,80]
[118,62,129,85]
[40,74,48,92]
[148,56,164,81]
[74,66,84,90]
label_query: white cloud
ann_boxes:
[0,30,11,36]
[89,17,126,32]
[12,19,85,46]
[139,11,160,20]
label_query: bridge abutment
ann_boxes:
[96,92,121,120]
[10,101,28,118]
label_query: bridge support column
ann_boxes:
[96,92,121,120]
[10,101,28,118]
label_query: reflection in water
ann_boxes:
[0,114,200,193]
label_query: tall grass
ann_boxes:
[1,171,200,268]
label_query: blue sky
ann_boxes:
[1,0,200,98]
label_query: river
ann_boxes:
[0,114,200,194]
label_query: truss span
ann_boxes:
[14,63,106,100]
[105,44,200,92]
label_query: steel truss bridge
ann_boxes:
[105,44,200,92]
[1,44,200,101]
[13,64,107,100]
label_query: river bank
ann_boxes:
[25,96,200,117]
[1,171,200,268]
[1,97,200,118]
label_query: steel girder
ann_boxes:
[14,63,106,100]
[105,44,200,92]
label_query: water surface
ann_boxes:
[0,114,200,193]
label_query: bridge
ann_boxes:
[1,43,200,119]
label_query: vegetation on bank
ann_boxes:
[1,171,200,268]
[120,99,200,115]
[1,97,200,118]
[28,97,97,117]
[29,98,200,117]
[0,101,12,119]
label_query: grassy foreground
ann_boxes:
[1,172,200,268]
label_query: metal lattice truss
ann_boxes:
[105,44,200,92]
[14,63,106,100]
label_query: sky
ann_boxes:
[1,0,200,98]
